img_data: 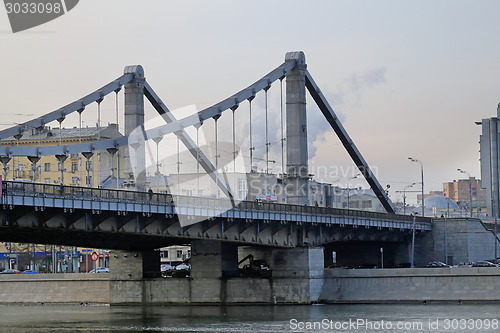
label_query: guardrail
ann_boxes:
[1,181,431,226]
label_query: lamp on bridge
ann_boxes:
[457,168,473,218]
[347,173,360,210]
[408,157,424,217]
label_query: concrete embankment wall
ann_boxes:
[320,267,500,303]
[0,273,109,304]
[109,246,324,305]
[2,268,500,304]
[125,276,323,304]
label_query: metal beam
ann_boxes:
[143,82,234,199]
[0,73,135,141]
[304,70,396,214]
[0,60,297,158]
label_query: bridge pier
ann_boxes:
[285,51,309,206]
[190,240,239,303]
[270,246,324,303]
[237,245,324,303]
[123,65,146,189]
[108,249,160,304]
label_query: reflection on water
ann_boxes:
[0,304,499,332]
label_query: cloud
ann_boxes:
[307,67,387,159]
[345,67,387,108]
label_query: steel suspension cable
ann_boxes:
[232,106,237,194]
[196,124,200,196]
[264,86,270,174]
[280,77,285,178]
[248,96,254,170]
[177,137,181,195]
[214,115,220,198]
[96,97,103,188]
[78,109,83,186]
[115,89,120,189]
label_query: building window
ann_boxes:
[44,163,50,172]
[71,162,78,173]
[160,251,168,258]
[72,177,79,184]
[176,250,182,258]
[86,176,92,186]
[86,160,92,171]
[70,153,78,159]
[238,179,248,199]
[44,178,51,184]
[186,190,192,196]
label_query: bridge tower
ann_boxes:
[285,51,309,205]
[123,65,146,188]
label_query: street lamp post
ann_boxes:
[457,168,473,218]
[493,198,498,264]
[347,174,360,210]
[409,157,424,217]
[411,214,416,268]
[495,220,498,264]
[444,200,450,265]
[380,247,384,269]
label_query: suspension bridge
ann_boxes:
[0,51,430,248]
[0,51,436,299]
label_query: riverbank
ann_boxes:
[1,267,500,305]
[320,267,500,303]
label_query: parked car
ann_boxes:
[472,261,497,267]
[88,267,109,273]
[425,261,450,268]
[161,264,174,272]
[0,269,21,274]
[21,270,39,274]
[455,262,473,268]
[175,263,190,271]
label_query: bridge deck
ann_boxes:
[1,181,431,231]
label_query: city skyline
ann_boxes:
[1,1,500,205]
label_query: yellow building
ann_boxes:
[0,124,124,188]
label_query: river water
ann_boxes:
[0,304,499,332]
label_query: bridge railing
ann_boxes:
[2,181,431,224]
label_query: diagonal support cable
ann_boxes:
[304,70,396,214]
[143,82,234,201]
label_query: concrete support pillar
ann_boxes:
[271,247,324,303]
[108,249,160,304]
[123,65,146,189]
[190,240,238,303]
[285,52,309,206]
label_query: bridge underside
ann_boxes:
[0,206,416,251]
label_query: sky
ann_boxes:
[1,0,500,205]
